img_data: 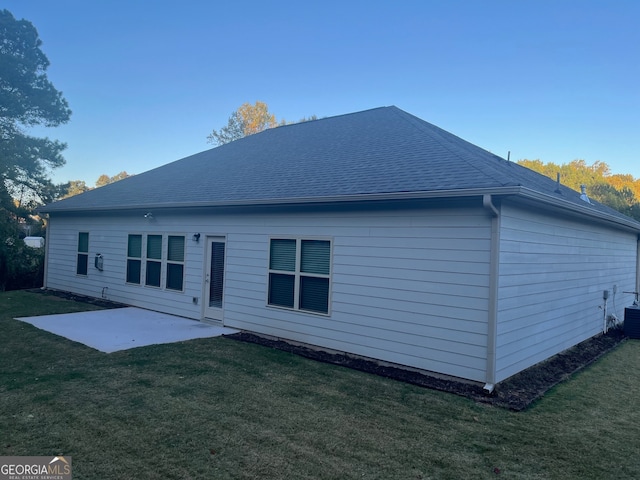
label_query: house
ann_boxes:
[40,106,640,388]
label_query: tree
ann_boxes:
[278,115,318,126]
[518,158,640,221]
[95,171,132,187]
[56,172,133,201]
[206,101,277,145]
[58,180,90,199]
[0,9,71,290]
[0,10,71,208]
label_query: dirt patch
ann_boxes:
[227,329,626,411]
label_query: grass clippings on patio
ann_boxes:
[2,290,640,479]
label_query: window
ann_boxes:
[268,238,331,314]
[166,235,185,291]
[76,232,89,275]
[126,234,142,284]
[126,233,185,291]
[145,235,162,287]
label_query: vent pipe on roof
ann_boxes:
[555,173,562,194]
[580,185,591,204]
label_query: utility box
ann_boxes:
[624,307,640,339]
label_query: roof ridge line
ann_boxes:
[268,106,396,133]
[389,108,511,186]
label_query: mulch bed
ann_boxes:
[32,288,628,410]
[227,329,627,411]
[31,288,127,309]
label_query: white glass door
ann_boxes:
[204,237,225,321]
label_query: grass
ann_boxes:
[2,290,640,479]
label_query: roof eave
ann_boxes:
[39,186,640,233]
[39,187,522,214]
[516,186,640,233]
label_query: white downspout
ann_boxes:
[483,195,500,393]
[636,236,640,300]
[602,292,609,334]
[42,215,51,290]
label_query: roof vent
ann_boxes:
[554,173,562,194]
[579,184,591,204]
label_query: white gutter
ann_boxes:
[515,187,640,232]
[40,187,521,213]
[40,185,640,233]
[482,194,500,393]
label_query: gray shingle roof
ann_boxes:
[41,106,640,230]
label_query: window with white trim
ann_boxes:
[268,238,331,314]
[125,233,185,291]
[145,235,162,287]
[76,232,89,275]
[126,234,142,284]
[166,235,185,291]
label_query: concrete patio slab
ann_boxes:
[16,307,239,353]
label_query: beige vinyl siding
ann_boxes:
[495,203,638,382]
[46,205,492,382]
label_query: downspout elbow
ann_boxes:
[483,194,499,217]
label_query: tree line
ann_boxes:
[60,171,133,199]
[0,9,70,290]
[0,9,131,289]
[1,8,639,289]
[518,159,640,221]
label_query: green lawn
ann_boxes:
[1,290,640,479]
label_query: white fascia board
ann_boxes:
[41,187,521,213]
[41,185,640,233]
[515,187,640,233]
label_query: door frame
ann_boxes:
[202,235,226,323]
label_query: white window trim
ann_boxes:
[76,232,89,276]
[166,235,186,292]
[126,233,143,285]
[125,233,186,292]
[144,234,164,288]
[266,236,333,316]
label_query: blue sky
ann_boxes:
[4,0,639,186]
